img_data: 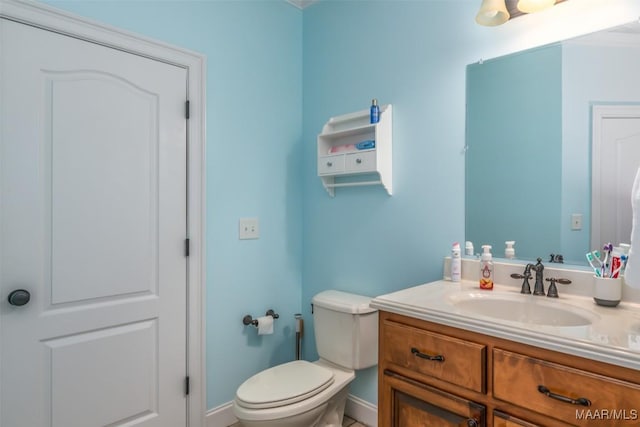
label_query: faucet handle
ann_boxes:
[545,277,571,298]
[511,272,532,294]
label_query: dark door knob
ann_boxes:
[8,289,30,306]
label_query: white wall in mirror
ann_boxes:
[562,29,640,260]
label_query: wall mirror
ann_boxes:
[465,21,640,266]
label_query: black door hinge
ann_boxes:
[185,238,190,257]
[185,376,190,396]
[185,100,190,119]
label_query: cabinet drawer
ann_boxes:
[317,154,345,175]
[494,348,640,426]
[382,320,486,393]
[345,150,376,172]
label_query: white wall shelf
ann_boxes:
[317,104,392,197]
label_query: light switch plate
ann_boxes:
[239,218,259,239]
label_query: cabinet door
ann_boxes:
[381,370,485,427]
[494,411,540,427]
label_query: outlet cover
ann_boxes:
[239,218,259,239]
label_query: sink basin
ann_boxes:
[448,293,596,327]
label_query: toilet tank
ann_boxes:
[312,290,378,370]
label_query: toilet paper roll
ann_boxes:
[256,316,274,335]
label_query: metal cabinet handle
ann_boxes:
[411,347,445,362]
[356,158,362,164]
[538,385,591,406]
[326,161,333,167]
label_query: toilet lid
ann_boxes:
[236,360,334,409]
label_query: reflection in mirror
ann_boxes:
[465,21,640,266]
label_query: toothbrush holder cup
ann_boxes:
[593,275,621,307]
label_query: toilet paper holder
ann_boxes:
[243,309,279,327]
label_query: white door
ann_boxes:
[592,106,640,251]
[1,18,188,427]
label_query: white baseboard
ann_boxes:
[345,394,378,427]
[206,402,237,427]
[206,394,377,427]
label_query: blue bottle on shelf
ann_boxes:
[370,98,380,124]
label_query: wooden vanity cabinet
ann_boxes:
[378,311,640,427]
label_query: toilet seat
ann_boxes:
[235,360,334,409]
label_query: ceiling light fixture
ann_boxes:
[476,0,566,27]
[475,0,510,27]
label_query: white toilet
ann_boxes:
[232,290,379,427]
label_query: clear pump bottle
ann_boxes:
[479,245,494,290]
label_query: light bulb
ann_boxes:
[475,0,510,27]
[517,0,555,14]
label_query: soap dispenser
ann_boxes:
[505,241,515,259]
[451,242,461,282]
[479,245,494,290]
[465,241,474,256]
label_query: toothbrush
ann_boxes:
[591,250,603,267]
[603,243,613,277]
[586,252,601,277]
[591,250,604,276]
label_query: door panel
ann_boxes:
[47,320,158,427]
[48,71,159,304]
[1,18,187,427]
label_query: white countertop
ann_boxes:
[371,279,640,371]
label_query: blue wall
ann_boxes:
[301,0,473,404]
[38,0,640,414]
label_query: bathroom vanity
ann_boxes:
[371,271,640,427]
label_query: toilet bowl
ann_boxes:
[232,290,378,427]
[232,359,354,427]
